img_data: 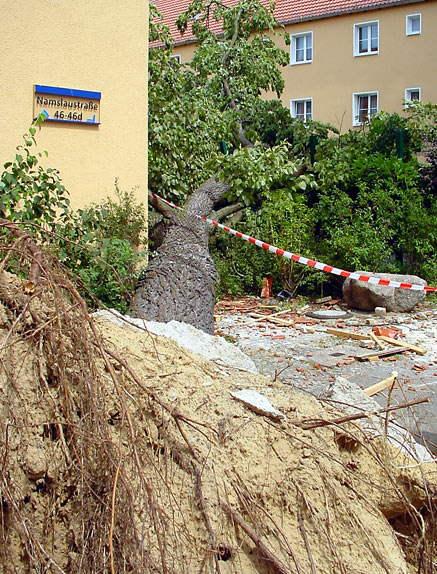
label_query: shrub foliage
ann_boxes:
[0,118,147,312]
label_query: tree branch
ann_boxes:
[213,202,244,221]
[292,397,429,430]
[220,7,254,148]
[148,191,178,221]
[221,502,290,574]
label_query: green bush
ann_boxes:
[313,113,437,284]
[0,119,147,313]
[59,188,147,312]
[0,116,70,231]
[212,107,437,296]
[211,188,317,297]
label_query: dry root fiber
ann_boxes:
[0,221,436,574]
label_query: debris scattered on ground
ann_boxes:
[214,295,437,459]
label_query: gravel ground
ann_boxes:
[214,298,437,453]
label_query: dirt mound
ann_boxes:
[0,231,436,573]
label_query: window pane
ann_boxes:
[295,101,304,119]
[408,89,420,101]
[359,26,368,53]
[370,94,377,115]
[370,24,378,51]
[359,95,369,121]
[295,36,304,61]
[306,35,312,60]
[305,100,312,120]
[411,16,420,33]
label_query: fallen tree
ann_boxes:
[131,0,308,332]
[130,178,229,333]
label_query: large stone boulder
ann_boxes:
[343,272,427,312]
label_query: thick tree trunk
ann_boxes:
[129,177,229,334]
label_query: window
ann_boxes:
[290,32,313,65]
[354,21,379,56]
[406,14,421,35]
[170,54,181,64]
[353,92,378,125]
[291,98,313,121]
[405,87,421,103]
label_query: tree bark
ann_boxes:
[129,177,229,334]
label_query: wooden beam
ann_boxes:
[241,309,293,326]
[363,371,398,396]
[369,330,385,350]
[355,347,407,361]
[326,328,371,341]
[378,336,427,356]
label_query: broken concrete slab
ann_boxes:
[230,389,286,421]
[94,310,259,373]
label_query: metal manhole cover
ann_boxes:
[305,309,350,320]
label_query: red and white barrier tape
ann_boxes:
[152,193,436,292]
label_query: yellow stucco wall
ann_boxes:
[0,1,148,209]
[173,1,436,132]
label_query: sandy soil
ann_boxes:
[1,272,436,574]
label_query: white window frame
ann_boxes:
[405,87,421,103]
[170,54,181,64]
[290,98,313,122]
[406,13,421,35]
[353,20,379,56]
[352,91,378,126]
[290,32,313,65]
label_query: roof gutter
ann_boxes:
[278,0,429,28]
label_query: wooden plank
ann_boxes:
[315,296,332,304]
[246,312,292,326]
[355,347,407,361]
[369,330,385,350]
[363,371,398,396]
[242,309,293,326]
[326,328,371,341]
[378,336,427,356]
[258,314,295,326]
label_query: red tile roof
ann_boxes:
[154,0,425,45]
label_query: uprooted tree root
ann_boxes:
[0,220,437,574]
[0,221,225,573]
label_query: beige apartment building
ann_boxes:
[0,1,148,208]
[158,0,436,132]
